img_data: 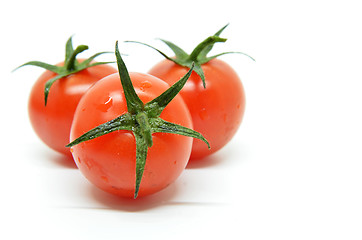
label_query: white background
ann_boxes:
[1,0,361,239]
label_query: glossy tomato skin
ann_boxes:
[69,73,193,198]
[28,61,117,156]
[148,58,245,160]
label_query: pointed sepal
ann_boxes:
[145,62,194,116]
[66,113,133,148]
[133,131,149,199]
[115,41,144,114]
[13,61,63,74]
[44,74,65,106]
[150,118,210,149]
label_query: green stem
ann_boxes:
[65,45,89,71]
[187,36,226,61]
[14,36,113,106]
[136,112,153,147]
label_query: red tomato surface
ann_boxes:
[148,58,245,160]
[69,72,193,198]
[28,61,117,156]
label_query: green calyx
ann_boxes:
[126,23,255,88]
[14,36,114,106]
[66,41,210,199]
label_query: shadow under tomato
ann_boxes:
[89,181,180,212]
[29,143,78,169]
[51,154,78,169]
[186,141,247,169]
[186,152,224,169]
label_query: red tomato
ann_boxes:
[69,72,193,198]
[28,61,117,156]
[148,58,245,160]
[127,24,252,160]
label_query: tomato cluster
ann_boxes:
[17,25,253,199]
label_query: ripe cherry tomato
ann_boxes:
[128,24,253,160]
[29,62,117,156]
[17,37,117,156]
[68,42,208,198]
[69,72,192,197]
[148,58,245,160]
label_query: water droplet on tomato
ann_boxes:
[85,160,93,170]
[96,96,113,112]
[199,108,209,120]
[223,114,228,123]
[140,81,152,92]
[101,176,109,183]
